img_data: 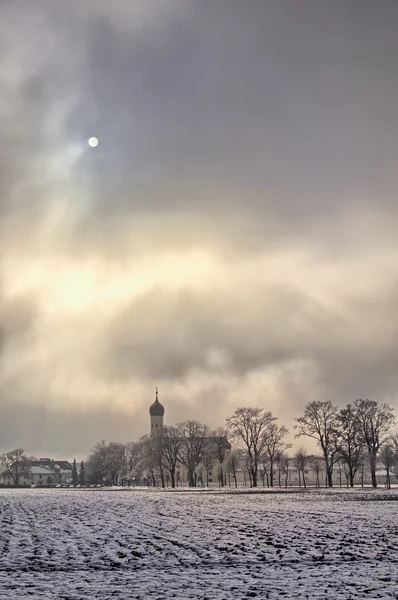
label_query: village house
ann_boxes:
[0,458,72,486]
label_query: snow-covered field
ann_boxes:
[0,488,398,599]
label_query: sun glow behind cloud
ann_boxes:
[3,248,217,314]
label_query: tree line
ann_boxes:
[82,398,398,489]
[294,398,396,488]
[84,422,231,489]
[1,398,397,489]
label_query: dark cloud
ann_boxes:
[0,294,39,357]
[3,0,398,225]
[94,279,398,414]
[94,285,349,380]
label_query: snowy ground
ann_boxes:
[0,488,398,599]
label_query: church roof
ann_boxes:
[149,388,164,417]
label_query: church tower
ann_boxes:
[149,387,164,435]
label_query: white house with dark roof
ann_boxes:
[0,458,72,486]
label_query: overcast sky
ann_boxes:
[1,0,398,458]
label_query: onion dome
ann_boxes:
[149,387,164,417]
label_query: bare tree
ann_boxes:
[211,427,230,487]
[0,449,31,485]
[263,422,291,487]
[294,401,340,487]
[226,407,275,487]
[226,450,241,488]
[335,458,344,488]
[354,399,395,488]
[278,453,290,488]
[294,447,308,488]
[86,440,108,485]
[160,426,182,489]
[142,433,166,487]
[391,434,398,481]
[125,441,144,485]
[308,455,323,487]
[243,453,252,487]
[86,440,127,486]
[335,404,364,487]
[259,459,270,487]
[275,452,284,487]
[201,449,215,487]
[139,437,157,486]
[358,452,368,488]
[104,442,127,486]
[379,443,395,489]
[177,421,210,487]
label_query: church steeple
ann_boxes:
[149,387,164,434]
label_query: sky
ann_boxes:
[1,0,398,459]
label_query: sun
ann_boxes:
[88,137,99,148]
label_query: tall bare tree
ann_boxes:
[259,458,270,487]
[177,421,210,487]
[161,426,183,488]
[264,422,291,487]
[104,442,127,486]
[125,441,144,485]
[0,448,31,485]
[353,399,395,488]
[226,450,241,488]
[86,440,108,485]
[243,453,253,487]
[211,427,231,487]
[278,452,290,488]
[294,401,339,487]
[294,447,308,488]
[201,448,215,487]
[226,407,275,487]
[335,404,364,487]
[379,443,395,489]
[308,455,323,487]
[142,433,166,487]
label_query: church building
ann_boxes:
[148,388,229,486]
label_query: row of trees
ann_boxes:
[83,411,305,489]
[294,399,396,488]
[2,399,396,490]
[224,399,397,489]
[71,459,86,486]
[85,422,231,489]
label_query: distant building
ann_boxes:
[0,458,72,486]
[149,389,231,486]
[30,459,72,486]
